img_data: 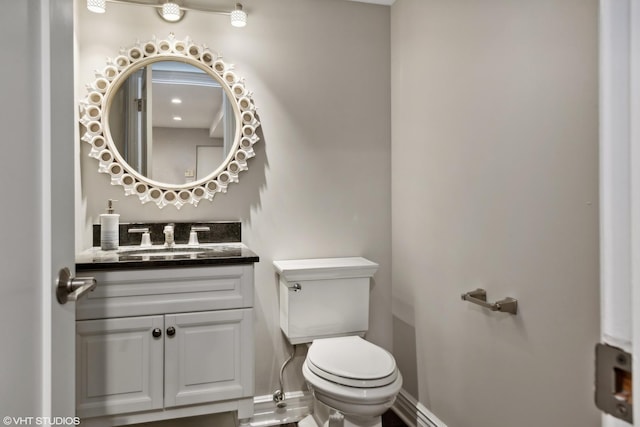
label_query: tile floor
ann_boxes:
[381,409,409,426]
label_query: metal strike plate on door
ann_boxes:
[595,343,633,423]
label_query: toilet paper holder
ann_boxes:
[461,288,518,315]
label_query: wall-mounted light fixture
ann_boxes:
[230,3,247,28]
[86,0,248,27]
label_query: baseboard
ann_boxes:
[392,389,448,427]
[250,388,446,427]
[250,391,314,427]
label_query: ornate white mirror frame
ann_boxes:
[79,34,260,209]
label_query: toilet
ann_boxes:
[273,257,403,427]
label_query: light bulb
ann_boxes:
[162,2,181,22]
[87,0,106,13]
[230,3,247,28]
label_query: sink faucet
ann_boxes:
[163,223,175,247]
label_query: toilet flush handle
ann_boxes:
[289,283,302,292]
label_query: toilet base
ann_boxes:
[323,410,382,427]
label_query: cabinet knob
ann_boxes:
[152,328,162,338]
[166,326,176,336]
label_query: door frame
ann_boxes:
[630,0,640,424]
[600,0,640,425]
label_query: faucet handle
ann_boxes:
[188,226,210,246]
[128,227,149,234]
[128,228,151,248]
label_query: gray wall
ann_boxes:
[390,0,600,426]
[75,0,391,404]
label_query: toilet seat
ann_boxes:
[307,336,398,388]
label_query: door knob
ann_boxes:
[152,328,162,338]
[56,267,97,304]
[166,326,176,336]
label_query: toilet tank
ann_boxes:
[273,257,379,344]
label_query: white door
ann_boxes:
[599,0,640,426]
[45,0,77,418]
[0,0,76,420]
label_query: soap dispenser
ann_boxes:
[100,199,120,250]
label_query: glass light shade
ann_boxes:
[87,0,106,13]
[162,2,181,22]
[230,6,247,28]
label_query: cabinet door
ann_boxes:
[164,309,254,408]
[76,316,164,418]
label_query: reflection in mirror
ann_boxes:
[108,61,236,186]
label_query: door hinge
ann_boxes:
[595,343,633,423]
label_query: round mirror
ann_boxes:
[80,35,260,208]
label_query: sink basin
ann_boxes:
[121,247,209,257]
[113,245,237,261]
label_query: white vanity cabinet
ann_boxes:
[75,264,255,426]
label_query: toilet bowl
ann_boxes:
[273,257,403,427]
[302,336,403,426]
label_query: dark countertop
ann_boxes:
[76,242,259,271]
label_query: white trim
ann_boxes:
[249,388,448,427]
[599,0,632,352]
[81,399,253,426]
[250,391,314,427]
[81,389,441,427]
[392,389,447,427]
[81,392,312,427]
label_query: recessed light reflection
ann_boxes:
[171,98,182,104]
[173,116,182,121]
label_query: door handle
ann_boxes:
[56,267,97,304]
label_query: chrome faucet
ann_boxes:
[163,223,175,247]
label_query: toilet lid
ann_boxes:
[307,336,398,388]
